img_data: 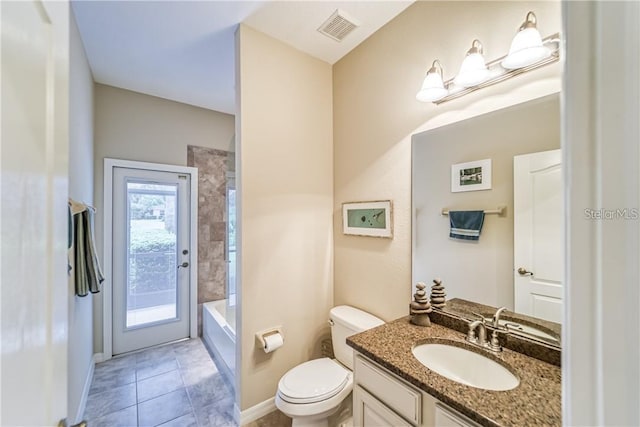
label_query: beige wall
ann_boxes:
[236,25,333,410]
[93,84,235,352]
[333,1,561,322]
[68,10,95,423]
[413,94,560,309]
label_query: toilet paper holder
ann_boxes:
[255,327,284,351]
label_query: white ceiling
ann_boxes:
[72,1,414,115]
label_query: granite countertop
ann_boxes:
[347,317,561,427]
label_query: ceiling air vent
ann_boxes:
[318,9,360,42]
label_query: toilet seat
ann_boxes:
[278,358,350,404]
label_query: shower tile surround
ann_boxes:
[187,145,232,336]
[84,338,291,426]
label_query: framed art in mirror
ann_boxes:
[451,158,492,192]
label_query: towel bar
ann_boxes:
[441,206,505,216]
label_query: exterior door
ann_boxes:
[513,149,563,323]
[112,166,191,354]
[1,0,70,425]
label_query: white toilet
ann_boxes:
[275,305,384,427]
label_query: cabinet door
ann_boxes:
[434,403,479,427]
[354,386,412,427]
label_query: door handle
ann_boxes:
[517,267,534,276]
[178,262,189,269]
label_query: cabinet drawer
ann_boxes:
[355,355,421,425]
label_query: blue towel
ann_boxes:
[449,210,485,241]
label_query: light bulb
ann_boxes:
[502,12,551,69]
[454,40,489,87]
[416,60,448,102]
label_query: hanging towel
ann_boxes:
[449,210,485,241]
[68,205,73,275]
[72,207,104,296]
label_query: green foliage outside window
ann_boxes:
[129,228,176,293]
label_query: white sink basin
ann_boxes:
[412,343,519,391]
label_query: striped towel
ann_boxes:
[72,208,104,296]
[449,210,485,241]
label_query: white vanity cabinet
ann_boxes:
[353,353,481,427]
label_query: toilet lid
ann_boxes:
[278,358,350,404]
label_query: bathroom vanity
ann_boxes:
[347,316,561,427]
[352,352,480,427]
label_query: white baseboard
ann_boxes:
[237,397,276,426]
[93,352,107,363]
[72,355,96,424]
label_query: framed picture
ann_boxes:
[342,200,393,238]
[451,158,492,192]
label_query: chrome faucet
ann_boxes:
[492,306,508,328]
[467,312,503,352]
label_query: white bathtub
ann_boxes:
[203,300,236,381]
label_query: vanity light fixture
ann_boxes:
[415,60,448,102]
[416,11,559,105]
[454,39,489,88]
[502,12,551,69]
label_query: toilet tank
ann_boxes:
[330,305,384,370]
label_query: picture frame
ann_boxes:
[342,200,393,238]
[451,158,492,192]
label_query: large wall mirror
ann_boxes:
[411,93,562,347]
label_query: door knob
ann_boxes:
[178,262,189,269]
[517,267,534,276]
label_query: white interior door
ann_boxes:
[112,166,191,354]
[1,0,69,425]
[514,149,563,323]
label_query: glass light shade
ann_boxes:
[416,70,448,102]
[502,27,551,69]
[454,52,489,87]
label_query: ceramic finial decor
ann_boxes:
[410,282,432,326]
[430,278,447,308]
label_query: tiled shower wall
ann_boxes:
[187,145,230,336]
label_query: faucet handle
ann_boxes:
[504,321,523,331]
[471,312,487,324]
[467,313,486,344]
[466,320,480,343]
[488,329,503,352]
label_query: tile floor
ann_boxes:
[84,338,236,426]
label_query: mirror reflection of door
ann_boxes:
[514,149,563,323]
[112,166,192,354]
